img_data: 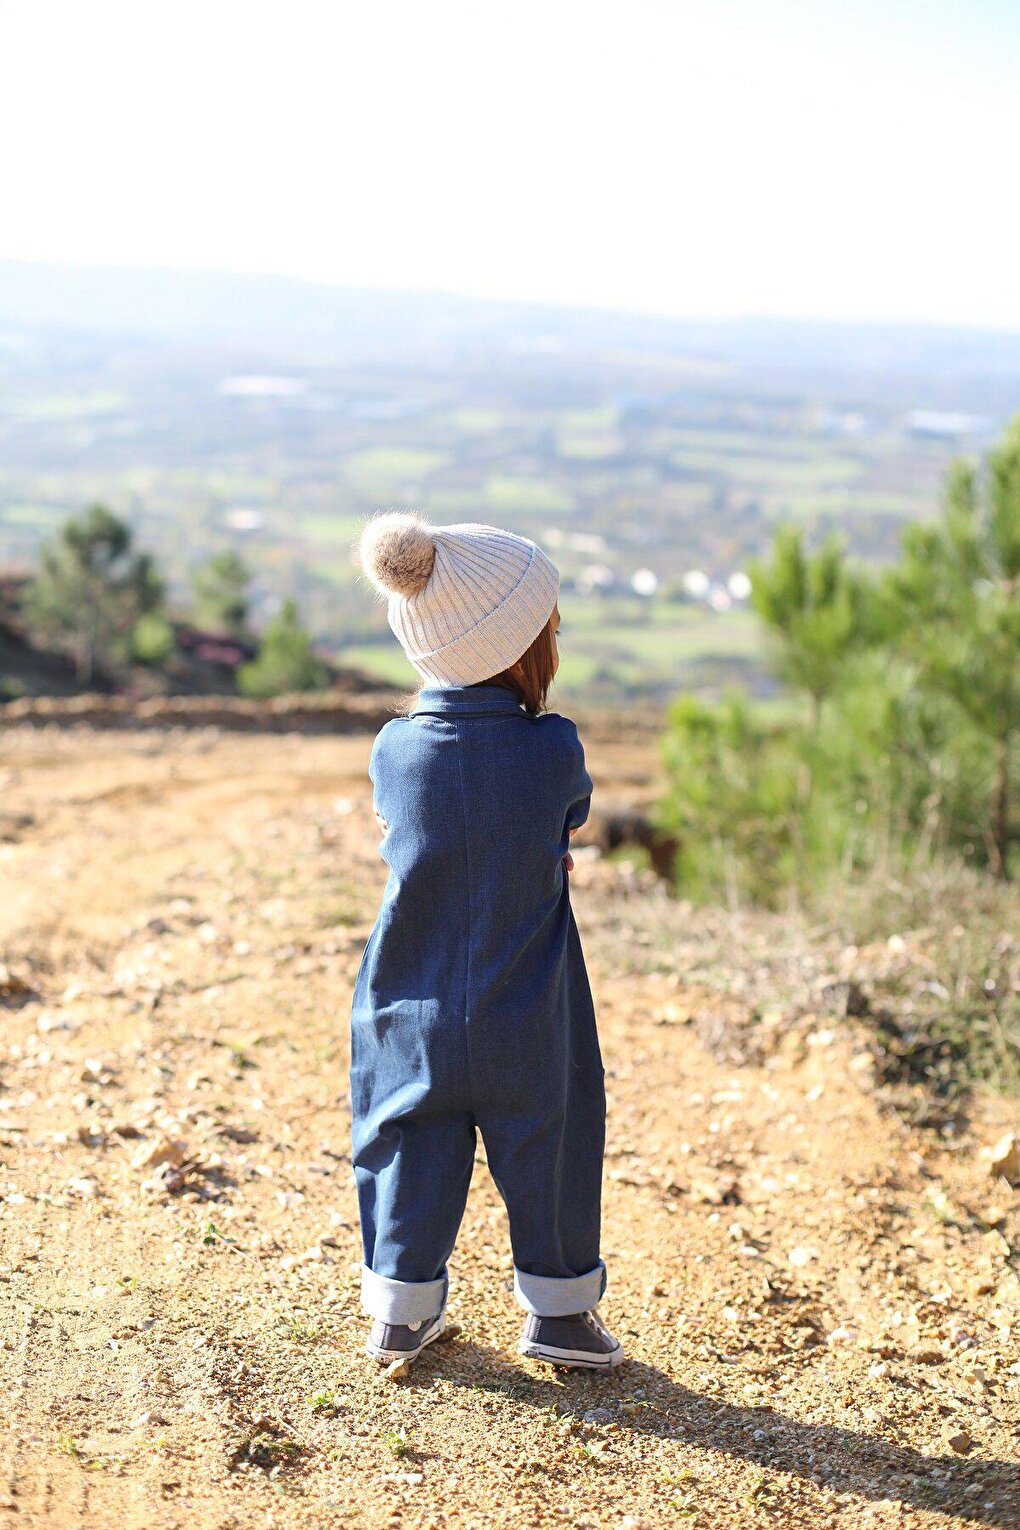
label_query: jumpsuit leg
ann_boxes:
[353,1107,477,1323]
[477,957,608,1318]
[481,1089,606,1316]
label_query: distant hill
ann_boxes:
[3,259,1020,387]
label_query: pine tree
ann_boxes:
[191,550,251,637]
[885,418,1020,878]
[747,527,873,728]
[25,505,164,683]
[237,599,330,698]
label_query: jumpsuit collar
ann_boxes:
[409,683,525,717]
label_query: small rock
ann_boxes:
[658,1002,693,1026]
[984,1134,1020,1186]
[820,979,870,1017]
[693,1177,740,1206]
[583,1407,615,1425]
[142,1162,190,1197]
[943,1427,972,1455]
[0,964,33,1000]
[384,1358,410,1380]
[787,1246,818,1268]
[132,1137,188,1170]
[217,1123,258,1144]
[36,1010,73,1034]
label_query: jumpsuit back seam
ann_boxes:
[454,722,477,1102]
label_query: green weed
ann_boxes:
[280,1313,320,1342]
[230,1427,303,1471]
[380,1427,412,1459]
[747,1469,776,1507]
[57,1434,103,1471]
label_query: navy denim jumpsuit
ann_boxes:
[350,683,608,1325]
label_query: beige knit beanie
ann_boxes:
[356,512,560,687]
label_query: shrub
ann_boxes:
[132,612,175,666]
[237,599,330,698]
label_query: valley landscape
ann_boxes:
[4,264,1020,705]
[1,264,1019,1528]
[3,0,1020,1522]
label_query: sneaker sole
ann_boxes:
[366,1318,447,1367]
[517,1337,624,1370]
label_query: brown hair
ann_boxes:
[482,609,558,715]
[400,608,558,717]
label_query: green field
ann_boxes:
[0,503,66,526]
[483,476,577,516]
[343,448,448,495]
[0,311,975,708]
[294,513,365,546]
[340,603,762,703]
[672,447,864,487]
[14,390,126,421]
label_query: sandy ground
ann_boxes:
[0,724,1018,1530]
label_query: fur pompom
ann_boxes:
[358,512,436,598]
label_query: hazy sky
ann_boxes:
[3,0,1019,326]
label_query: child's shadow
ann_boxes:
[403,1338,1018,1527]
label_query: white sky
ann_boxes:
[2,0,1019,327]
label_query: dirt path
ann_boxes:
[0,727,1017,1529]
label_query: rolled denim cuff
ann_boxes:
[360,1264,448,1324]
[513,1259,607,1317]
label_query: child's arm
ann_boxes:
[563,726,593,870]
[369,727,390,845]
[565,729,594,833]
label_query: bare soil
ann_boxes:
[0,725,1018,1529]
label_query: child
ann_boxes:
[350,512,621,1371]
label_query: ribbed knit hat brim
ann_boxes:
[357,515,560,686]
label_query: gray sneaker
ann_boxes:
[518,1310,624,1370]
[366,1310,446,1366]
